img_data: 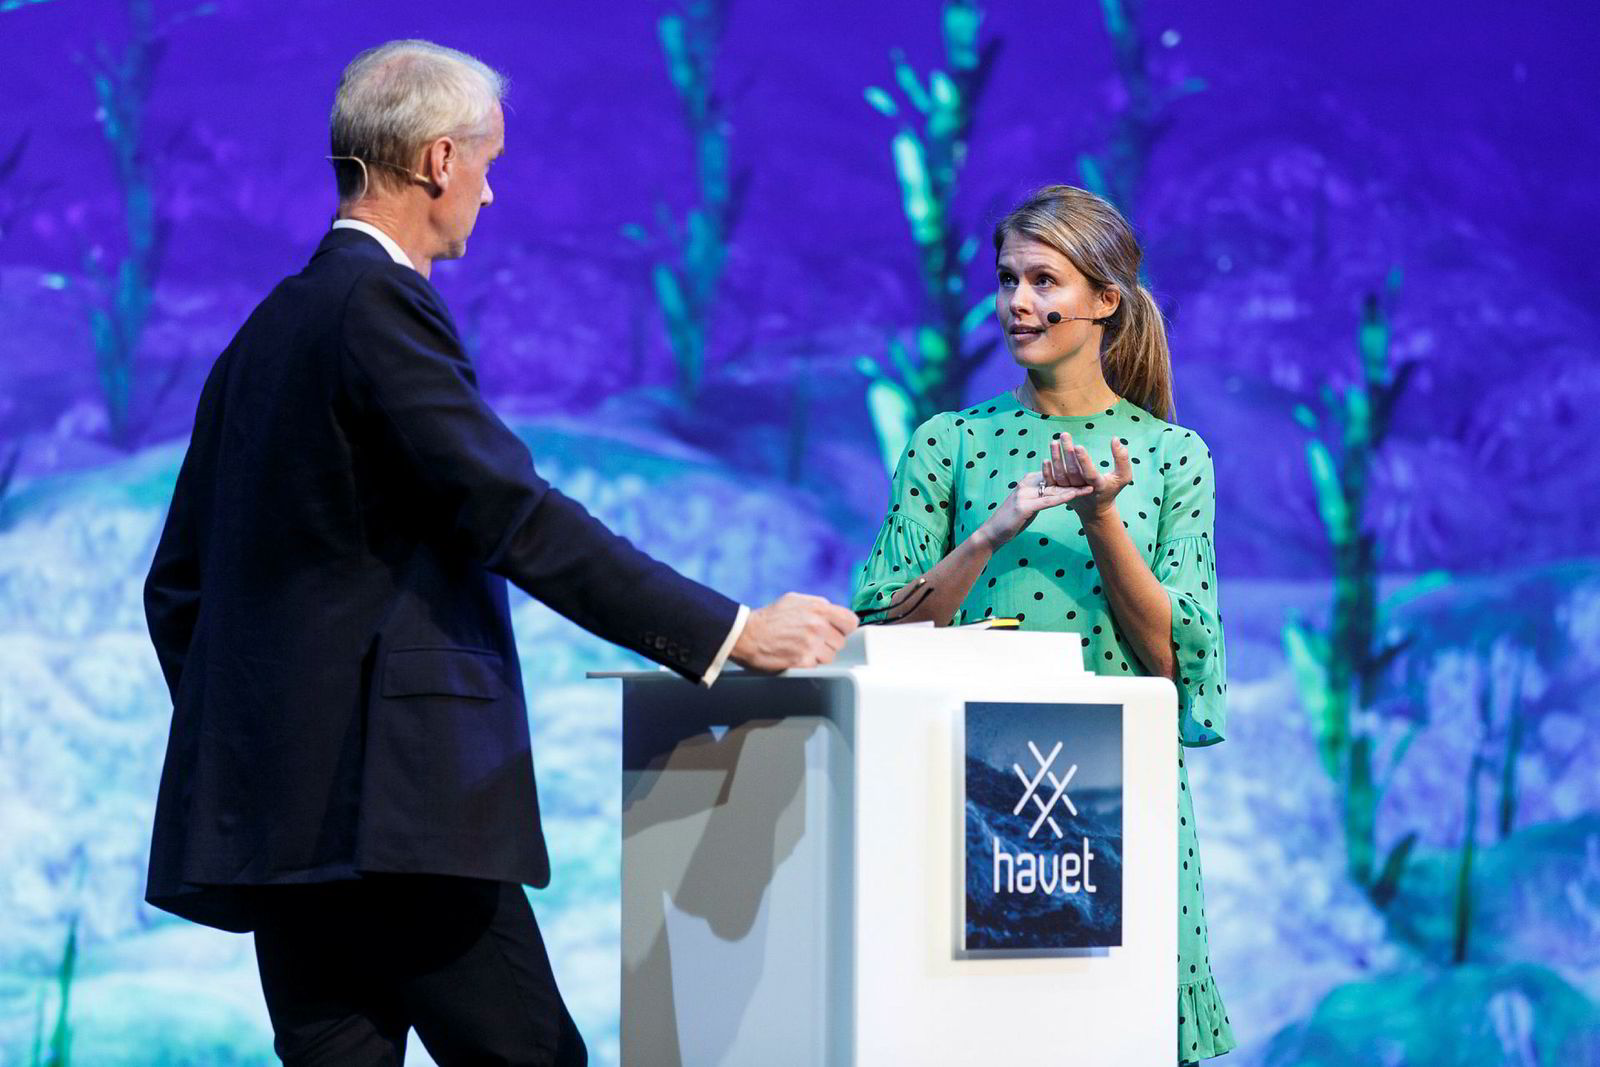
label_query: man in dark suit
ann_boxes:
[143,39,856,1067]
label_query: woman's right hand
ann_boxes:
[977,471,1093,549]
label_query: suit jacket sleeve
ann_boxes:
[144,363,225,700]
[341,263,740,679]
[145,456,202,699]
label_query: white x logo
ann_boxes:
[1012,740,1078,839]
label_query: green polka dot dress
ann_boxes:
[851,391,1236,1064]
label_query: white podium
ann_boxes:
[593,627,1177,1066]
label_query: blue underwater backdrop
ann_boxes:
[2,0,1598,1064]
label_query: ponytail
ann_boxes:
[1103,283,1174,421]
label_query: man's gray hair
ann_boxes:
[331,40,507,199]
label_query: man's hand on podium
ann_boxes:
[731,593,858,672]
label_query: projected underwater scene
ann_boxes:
[2,0,1598,1064]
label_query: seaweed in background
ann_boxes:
[0,443,20,516]
[857,0,1000,473]
[1264,276,1600,1062]
[1449,638,1530,963]
[1076,0,1206,220]
[0,133,22,501]
[1283,267,1439,904]
[2,0,58,261]
[1274,268,1589,1020]
[76,0,211,449]
[625,0,744,408]
[0,134,36,250]
[26,916,77,1067]
[0,0,58,496]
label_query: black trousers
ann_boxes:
[251,875,586,1067]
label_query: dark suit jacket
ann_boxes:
[144,228,739,932]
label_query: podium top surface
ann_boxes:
[588,625,1088,681]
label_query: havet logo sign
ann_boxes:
[965,701,1122,951]
[993,740,1097,895]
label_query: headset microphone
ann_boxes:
[1045,311,1109,327]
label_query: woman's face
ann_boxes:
[994,233,1118,370]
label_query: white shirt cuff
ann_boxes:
[699,604,750,688]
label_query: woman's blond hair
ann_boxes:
[993,185,1174,420]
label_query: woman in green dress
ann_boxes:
[852,185,1235,1064]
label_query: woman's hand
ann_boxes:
[978,471,1093,548]
[1045,432,1134,521]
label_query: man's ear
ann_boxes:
[425,137,456,193]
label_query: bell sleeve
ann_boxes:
[851,414,957,621]
[1153,429,1228,747]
